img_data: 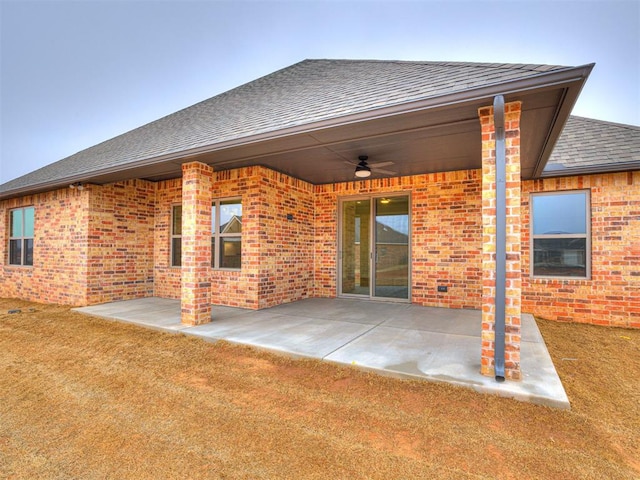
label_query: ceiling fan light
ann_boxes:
[354,159,371,178]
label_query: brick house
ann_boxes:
[1,60,639,381]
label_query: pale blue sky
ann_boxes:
[1,0,638,184]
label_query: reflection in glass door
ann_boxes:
[340,199,371,296]
[374,196,409,299]
[339,195,409,300]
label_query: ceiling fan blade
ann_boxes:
[375,168,397,175]
[369,161,395,168]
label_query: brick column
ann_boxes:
[181,162,213,326]
[478,102,522,380]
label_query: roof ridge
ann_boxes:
[569,115,640,130]
[300,58,569,72]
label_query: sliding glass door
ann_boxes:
[339,195,409,300]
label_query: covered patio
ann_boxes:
[75,297,569,409]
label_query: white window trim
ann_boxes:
[530,189,591,280]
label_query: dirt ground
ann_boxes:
[1,298,638,479]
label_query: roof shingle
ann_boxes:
[545,116,640,175]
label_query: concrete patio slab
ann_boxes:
[78,297,183,330]
[190,312,375,358]
[75,297,570,409]
[325,326,481,379]
[380,307,482,336]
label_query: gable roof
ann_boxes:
[220,215,242,234]
[1,59,594,199]
[544,116,640,176]
[376,221,409,245]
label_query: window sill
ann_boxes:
[169,266,241,272]
[529,276,591,284]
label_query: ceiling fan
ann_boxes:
[346,155,396,178]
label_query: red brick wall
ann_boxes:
[522,171,640,328]
[85,180,155,304]
[254,168,315,308]
[153,178,182,298]
[2,165,638,329]
[153,171,261,308]
[0,181,156,306]
[210,168,260,308]
[411,171,482,309]
[313,171,482,308]
[153,166,314,309]
[0,187,90,305]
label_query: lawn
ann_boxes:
[1,298,638,479]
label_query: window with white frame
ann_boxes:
[530,190,590,278]
[212,199,242,269]
[9,206,35,266]
[170,205,182,267]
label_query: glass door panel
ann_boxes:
[340,199,370,296]
[340,195,409,300]
[374,196,409,299]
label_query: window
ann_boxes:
[212,199,242,269]
[171,205,182,267]
[531,190,590,278]
[170,199,242,269]
[9,206,34,266]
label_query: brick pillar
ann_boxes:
[478,101,522,380]
[181,162,213,326]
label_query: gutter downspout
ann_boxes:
[493,95,506,382]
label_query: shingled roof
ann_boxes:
[545,116,640,176]
[1,59,595,198]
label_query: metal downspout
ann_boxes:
[493,95,506,382]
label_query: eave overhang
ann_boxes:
[541,161,640,178]
[0,63,594,201]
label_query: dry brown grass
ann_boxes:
[1,298,638,479]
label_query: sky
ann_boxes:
[1,0,638,185]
